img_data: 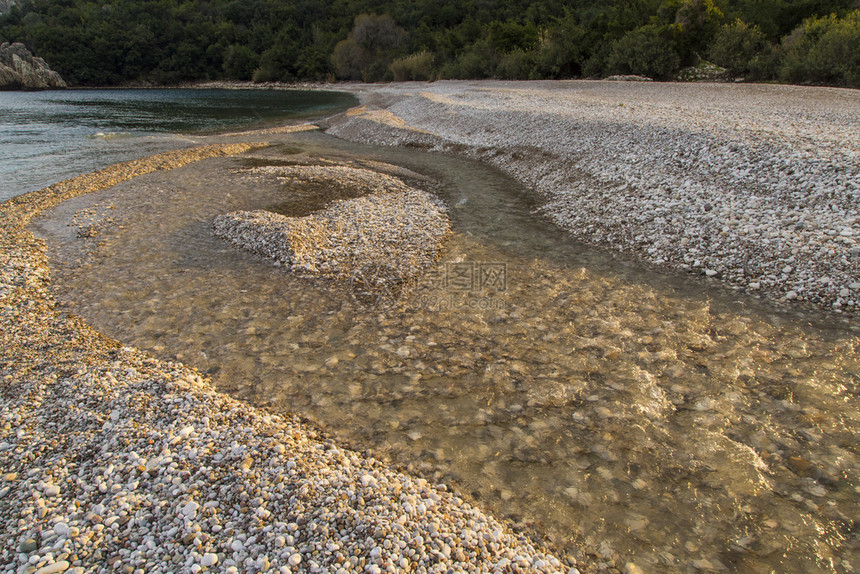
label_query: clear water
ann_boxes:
[0,88,356,200]
[33,130,860,574]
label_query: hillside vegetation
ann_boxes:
[0,0,857,86]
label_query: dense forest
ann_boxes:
[0,0,858,87]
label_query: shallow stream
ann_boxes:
[33,130,860,573]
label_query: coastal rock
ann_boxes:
[676,60,730,82]
[0,42,67,90]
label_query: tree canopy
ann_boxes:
[1,0,857,86]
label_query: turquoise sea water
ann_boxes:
[0,88,356,200]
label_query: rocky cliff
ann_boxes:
[0,42,67,89]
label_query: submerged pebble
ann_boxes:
[2,143,566,573]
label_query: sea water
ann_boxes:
[0,88,356,200]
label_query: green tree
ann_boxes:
[672,0,724,63]
[0,0,856,87]
[488,20,539,52]
[439,37,496,79]
[332,13,407,81]
[496,48,538,79]
[708,19,768,76]
[805,10,860,86]
[606,24,681,79]
[254,33,300,82]
[535,12,588,78]
[779,10,860,86]
[390,50,435,81]
[223,44,258,80]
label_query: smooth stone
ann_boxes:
[181,501,199,518]
[35,562,70,574]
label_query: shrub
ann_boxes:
[223,45,259,81]
[495,49,538,79]
[673,0,724,63]
[778,10,860,87]
[606,25,681,79]
[254,43,298,83]
[390,51,435,81]
[439,39,496,79]
[805,10,860,86]
[708,19,768,76]
[582,43,613,78]
[747,43,782,80]
[534,16,588,78]
[488,20,539,53]
[331,14,407,81]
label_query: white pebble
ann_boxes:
[34,562,70,574]
[182,500,199,518]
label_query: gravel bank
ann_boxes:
[213,165,451,284]
[326,80,860,315]
[2,143,568,573]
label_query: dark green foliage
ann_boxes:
[488,20,539,53]
[533,13,588,78]
[223,44,259,80]
[708,19,768,76]
[671,0,724,64]
[0,0,856,86]
[439,38,496,79]
[496,48,539,79]
[331,13,407,81]
[390,50,434,81]
[607,24,681,79]
[778,10,860,86]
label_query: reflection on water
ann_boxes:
[33,131,860,573]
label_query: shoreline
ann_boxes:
[323,80,860,321]
[44,77,860,94]
[0,142,571,573]
[2,79,858,573]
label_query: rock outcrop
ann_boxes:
[0,42,67,90]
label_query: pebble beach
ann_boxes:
[2,80,859,574]
[327,80,860,316]
[1,143,568,572]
